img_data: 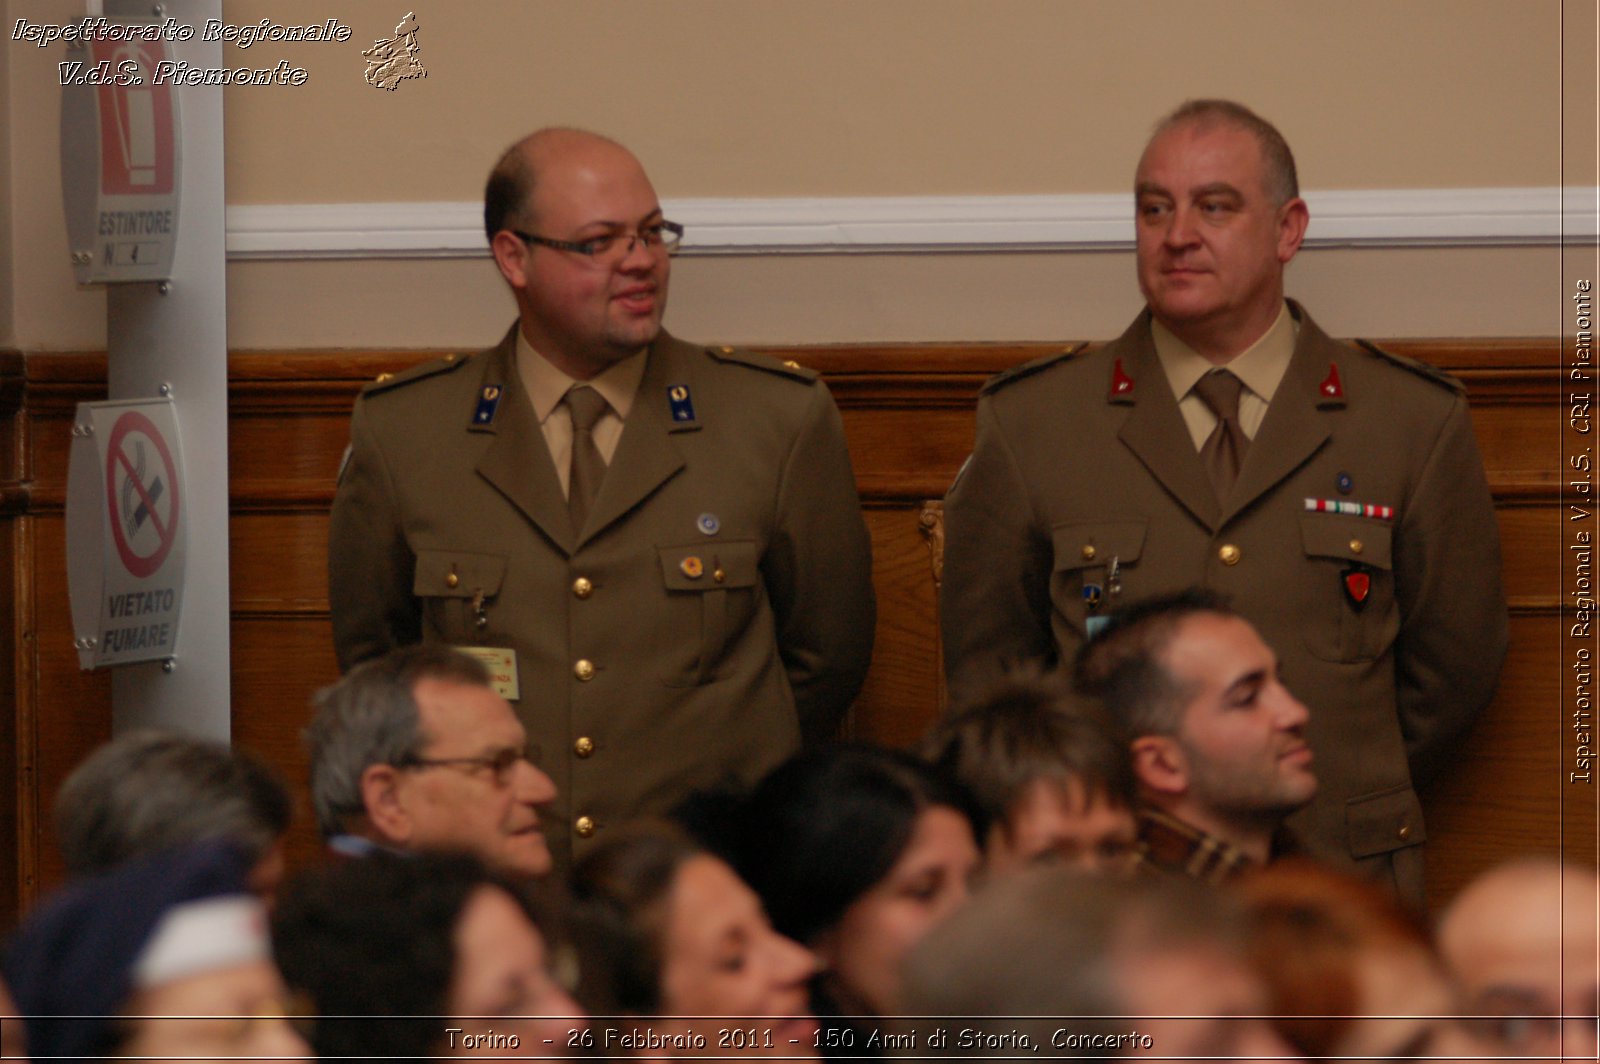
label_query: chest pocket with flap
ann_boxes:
[658,540,761,686]
[1298,513,1398,663]
[1050,520,1148,638]
[414,549,507,641]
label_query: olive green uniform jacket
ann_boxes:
[941,303,1506,906]
[330,326,875,873]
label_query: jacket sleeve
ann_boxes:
[327,398,421,672]
[764,383,876,744]
[1392,392,1508,785]
[939,395,1056,703]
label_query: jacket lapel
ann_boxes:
[1113,316,1223,531]
[472,327,577,554]
[577,333,690,547]
[1221,303,1341,525]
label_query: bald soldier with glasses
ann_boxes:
[328,129,874,878]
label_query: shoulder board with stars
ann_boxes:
[979,343,1087,397]
[361,352,472,396]
[1354,339,1465,394]
[706,345,818,383]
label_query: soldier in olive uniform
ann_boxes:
[941,101,1506,907]
[329,129,875,875]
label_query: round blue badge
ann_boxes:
[1336,472,1354,495]
[697,513,720,536]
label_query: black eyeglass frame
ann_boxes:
[510,220,684,259]
[398,746,540,785]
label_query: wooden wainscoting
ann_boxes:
[0,338,1572,926]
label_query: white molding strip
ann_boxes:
[226,187,1600,260]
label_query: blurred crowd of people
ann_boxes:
[1,596,1593,1062]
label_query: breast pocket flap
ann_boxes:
[1299,513,1393,570]
[1050,520,1148,573]
[413,549,508,598]
[659,540,759,591]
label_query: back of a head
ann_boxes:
[1237,859,1439,1060]
[902,870,1235,1056]
[55,730,290,879]
[273,851,529,1061]
[729,745,982,947]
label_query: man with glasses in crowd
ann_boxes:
[306,645,559,878]
[328,128,874,876]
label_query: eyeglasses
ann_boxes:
[512,221,683,266]
[400,745,540,787]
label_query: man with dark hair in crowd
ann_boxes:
[328,127,875,876]
[306,644,558,878]
[941,98,1505,907]
[55,730,292,904]
[1077,589,1316,884]
[901,868,1297,1060]
[921,667,1138,875]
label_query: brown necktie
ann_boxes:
[564,385,609,534]
[1193,370,1248,498]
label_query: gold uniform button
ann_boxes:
[575,816,595,838]
[445,572,459,589]
[444,353,458,363]
[1081,545,1097,561]
[783,359,802,370]
[572,577,593,599]
[574,659,595,681]
[1219,544,1242,566]
[375,372,394,383]
[1397,824,1412,841]
[720,345,734,354]
[574,736,595,758]
[1349,539,1364,555]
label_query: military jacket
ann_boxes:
[941,303,1507,905]
[330,326,876,873]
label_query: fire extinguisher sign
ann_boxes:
[59,24,181,284]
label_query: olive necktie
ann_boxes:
[564,385,609,534]
[1193,370,1248,499]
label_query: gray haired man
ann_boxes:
[307,644,558,878]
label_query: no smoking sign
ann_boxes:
[66,399,189,669]
[106,410,180,578]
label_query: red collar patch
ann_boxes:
[1319,362,1344,399]
[1110,357,1135,397]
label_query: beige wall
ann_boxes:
[213,246,1559,350]
[2,0,1591,349]
[222,0,1560,201]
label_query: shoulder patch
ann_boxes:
[979,343,1087,397]
[1354,339,1465,394]
[360,352,473,396]
[705,345,818,383]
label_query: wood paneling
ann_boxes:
[0,339,1575,926]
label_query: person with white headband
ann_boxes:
[0,841,309,1063]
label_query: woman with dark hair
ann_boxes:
[272,852,581,1061]
[726,745,983,1039]
[570,822,819,1058]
